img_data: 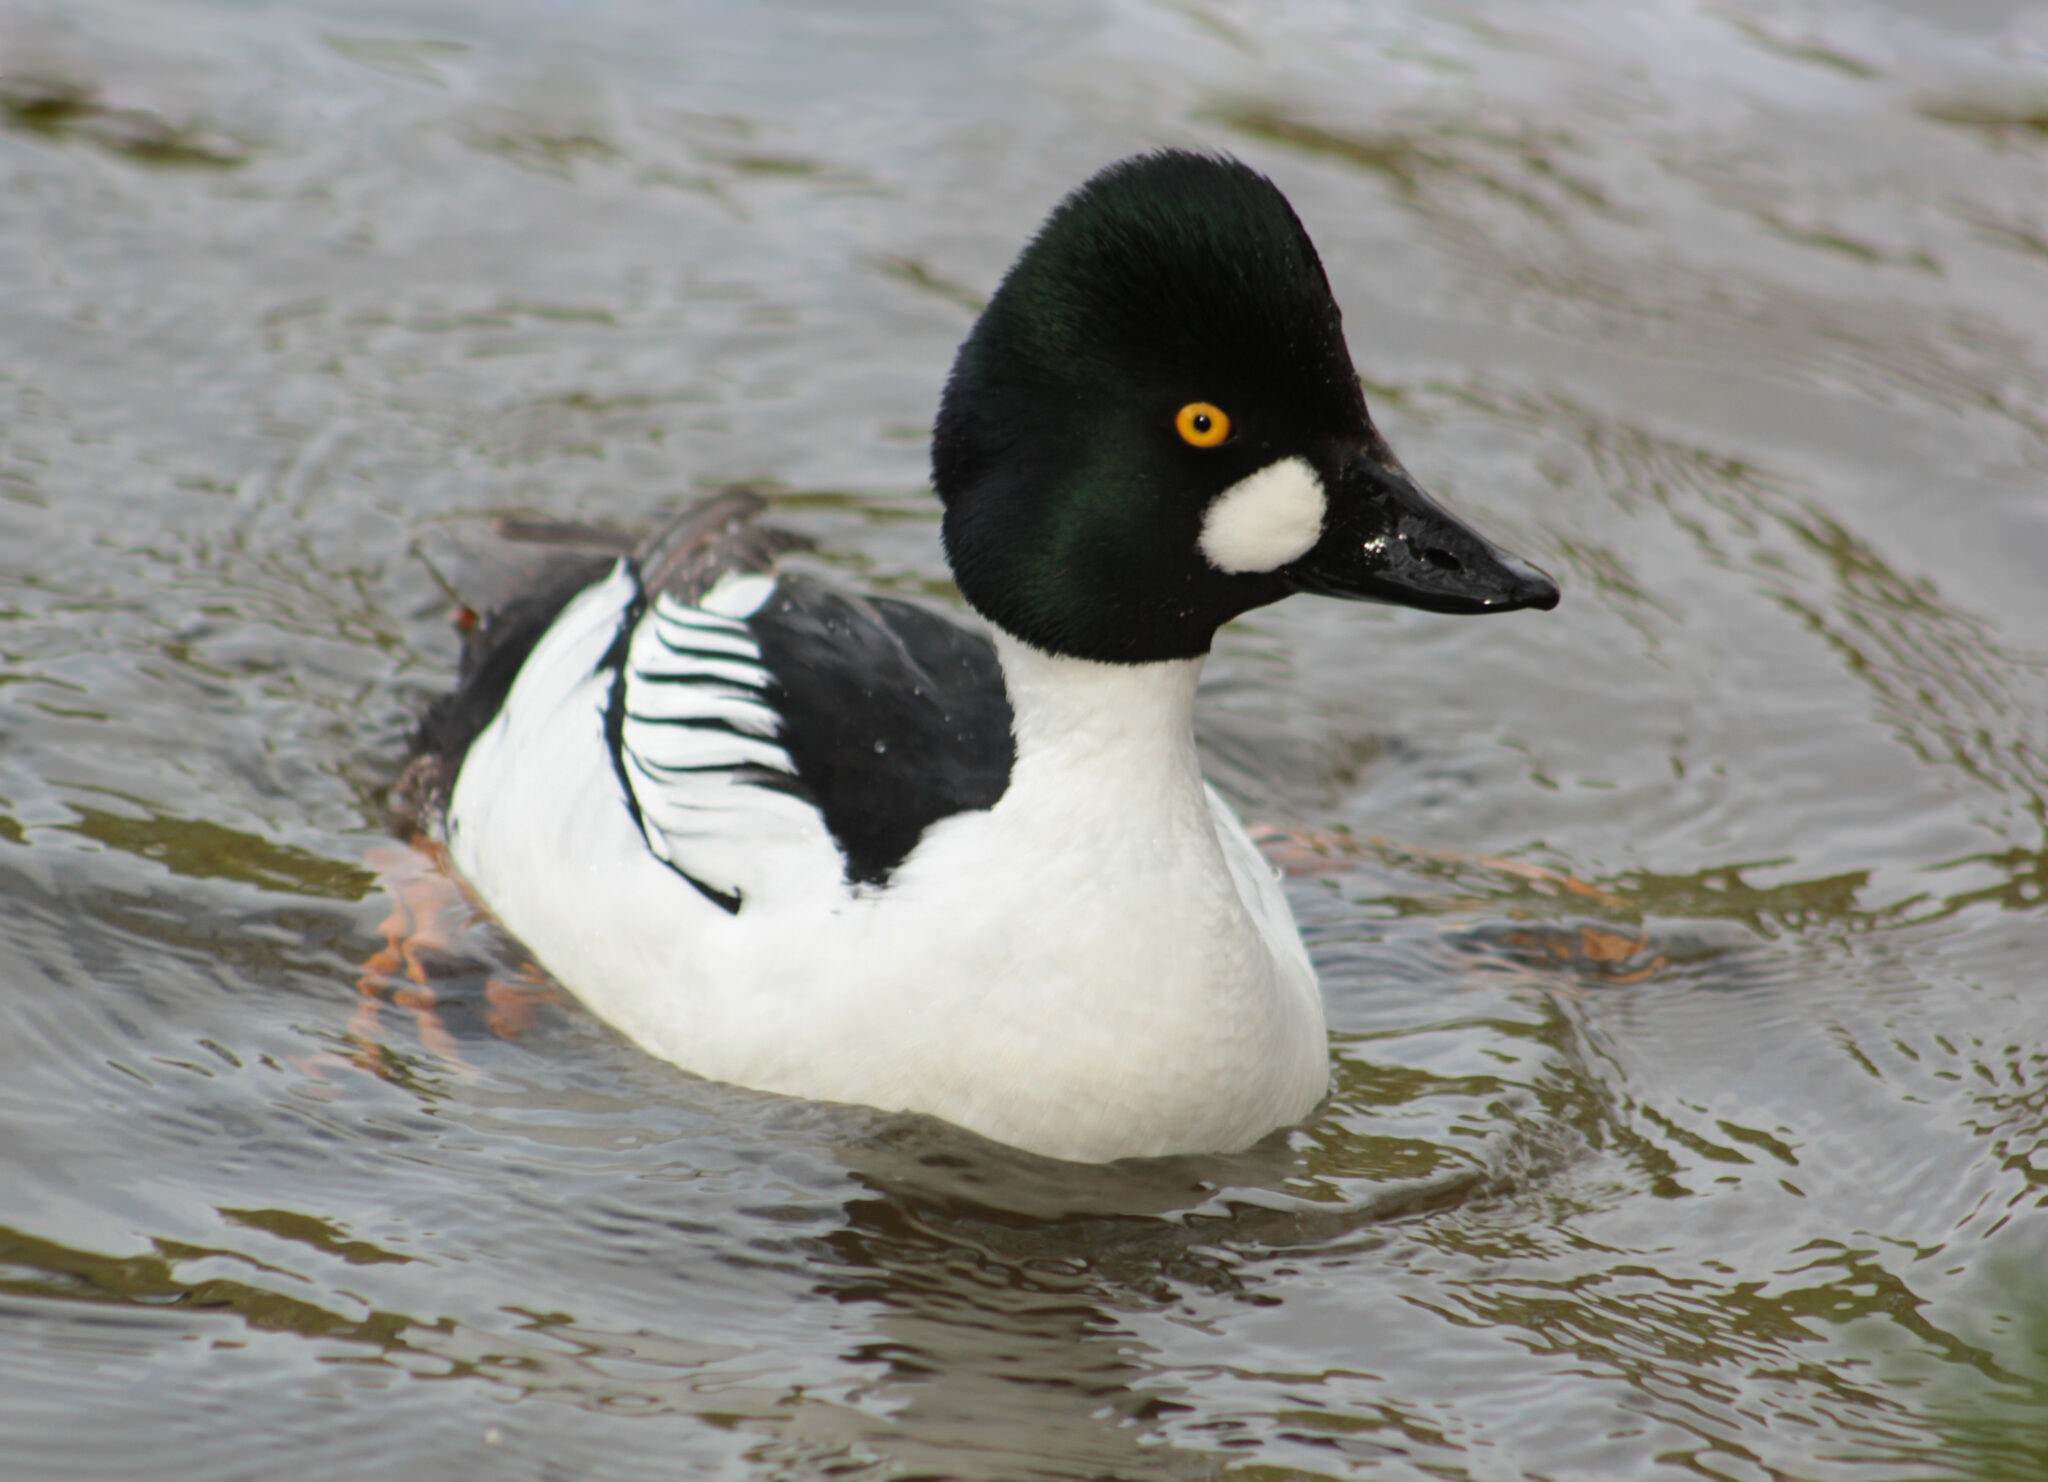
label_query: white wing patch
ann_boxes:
[618,582,849,905]
[1198,456,1327,574]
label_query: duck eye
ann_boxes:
[1174,401,1232,449]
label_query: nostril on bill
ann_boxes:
[1418,545,1463,574]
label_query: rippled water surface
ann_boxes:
[4,1,2047,1476]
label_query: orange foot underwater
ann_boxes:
[1251,822,1667,986]
[349,838,561,1076]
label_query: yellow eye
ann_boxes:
[1174,401,1232,449]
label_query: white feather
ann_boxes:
[701,571,774,619]
[1199,456,1327,574]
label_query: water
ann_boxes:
[3,0,2045,1476]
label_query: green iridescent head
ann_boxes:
[932,151,1557,663]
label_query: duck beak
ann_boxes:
[1285,441,1559,615]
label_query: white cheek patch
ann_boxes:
[1197,456,1328,574]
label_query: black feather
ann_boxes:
[746,574,1014,888]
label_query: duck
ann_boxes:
[403,151,1558,1164]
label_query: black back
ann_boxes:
[746,574,1014,887]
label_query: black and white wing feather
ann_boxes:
[615,580,847,910]
[427,493,1015,917]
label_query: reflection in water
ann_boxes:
[1199,102,1630,233]
[0,1224,425,1352]
[58,806,374,901]
[1430,378,2048,870]
[1773,507,2048,839]
[4,0,2048,1474]
[0,75,247,168]
[0,873,2045,1477]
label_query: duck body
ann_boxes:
[445,549,1326,1161]
[416,151,1558,1163]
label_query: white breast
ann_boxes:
[447,572,1329,1163]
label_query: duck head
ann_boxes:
[932,150,1558,663]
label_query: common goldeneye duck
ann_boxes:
[408,150,1558,1164]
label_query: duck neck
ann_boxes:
[992,632,1209,818]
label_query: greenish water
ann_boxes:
[2,1,2045,1476]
